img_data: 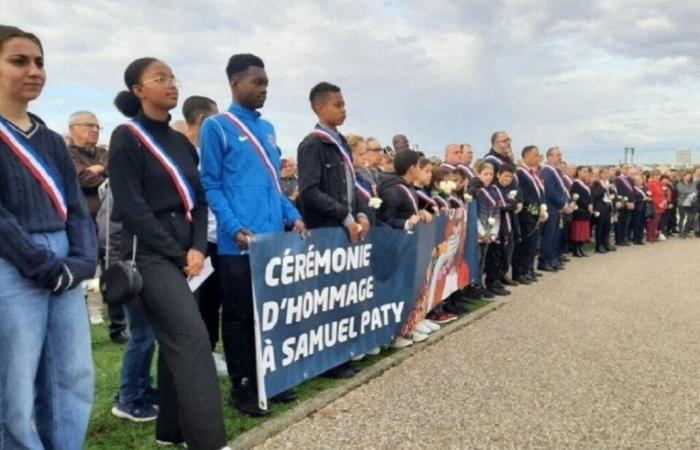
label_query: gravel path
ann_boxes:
[257,239,700,450]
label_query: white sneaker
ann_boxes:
[367,347,381,355]
[414,321,432,335]
[83,278,100,293]
[421,319,441,332]
[393,337,414,349]
[212,352,228,377]
[89,315,104,325]
[658,233,667,241]
[408,332,429,343]
[156,440,187,448]
[351,354,365,361]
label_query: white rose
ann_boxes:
[447,180,457,191]
[594,211,601,217]
[439,181,453,195]
[572,193,580,201]
[487,217,496,225]
[508,190,518,199]
[540,204,548,212]
[463,193,473,202]
[615,202,622,209]
[368,197,382,209]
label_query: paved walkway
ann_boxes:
[258,239,700,450]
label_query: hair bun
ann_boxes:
[114,90,140,118]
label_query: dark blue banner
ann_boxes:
[249,206,478,408]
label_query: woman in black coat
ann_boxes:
[570,166,593,256]
[591,167,614,253]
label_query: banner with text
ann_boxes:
[249,205,478,408]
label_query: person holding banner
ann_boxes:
[297,81,373,375]
[108,57,229,449]
[201,53,306,415]
[0,25,98,450]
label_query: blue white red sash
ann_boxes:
[416,189,437,207]
[517,166,544,199]
[494,187,512,233]
[125,121,196,222]
[449,194,464,208]
[617,175,633,193]
[543,164,571,200]
[573,179,591,195]
[222,112,283,194]
[0,117,67,222]
[478,187,497,207]
[355,180,372,201]
[441,162,457,170]
[397,184,419,213]
[311,128,355,178]
[484,155,502,167]
[433,195,449,208]
[458,164,476,178]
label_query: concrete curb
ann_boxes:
[230,298,510,450]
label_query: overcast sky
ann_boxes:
[5,0,700,164]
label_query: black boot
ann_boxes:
[231,377,270,417]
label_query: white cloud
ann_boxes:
[3,0,700,163]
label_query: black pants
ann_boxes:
[615,208,631,244]
[513,218,539,278]
[499,236,514,280]
[560,214,572,253]
[218,255,256,384]
[483,242,502,287]
[198,242,222,350]
[666,206,678,232]
[138,252,227,450]
[595,213,612,249]
[630,208,646,243]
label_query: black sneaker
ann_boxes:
[477,286,495,299]
[514,276,531,285]
[232,378,270,417]
[442,300,465,315]
[110,330,130,344]
[461,285,483,301]
[487,284,510,296]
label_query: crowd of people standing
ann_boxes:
[1,24,698,450]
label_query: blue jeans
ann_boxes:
[118,300,156,404]
[0,231,94,450]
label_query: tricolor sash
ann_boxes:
[517,166,544,199]
[310,128,355,178]
[441,162,457,170]
[222,112,283,194]
[397,184,419,213]
[416,189,437,208]
[542,164,571,200]
[617,175,633,193]
[478,187,497,207]
[458,163,476,178]
[0,117,68,222]
[125,121,196,222]
[433,195,449,209]
[573,179,591,195]
[449,194,464,208]
[494,187,512,233]
[484,155,502,167]
[355,179,372,201]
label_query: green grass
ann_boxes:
[86,299,491,449]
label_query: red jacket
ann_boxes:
[647,180,667,214]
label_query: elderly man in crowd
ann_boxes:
[459,143,476,181]
[441,143,462,169]
[484,131,515,171]
[280,157,299,202]
[67,110,128,344]
[392,134,410,153]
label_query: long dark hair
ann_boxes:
[113,57,158,117]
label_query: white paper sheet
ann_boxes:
[188,257,214,292]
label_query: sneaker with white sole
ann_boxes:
[414,321,432,335]
[89,315,104,325]
[658,233,667,241]
[407,332,428,343]
[420,319,441,332]
[156,440,187,448]
[112,401,158,422]
[212,352,228,377]
[351,354,365,361]
[393,337,413,349]
[367,347,381,355]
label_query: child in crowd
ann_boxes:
[474,161,502,297]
